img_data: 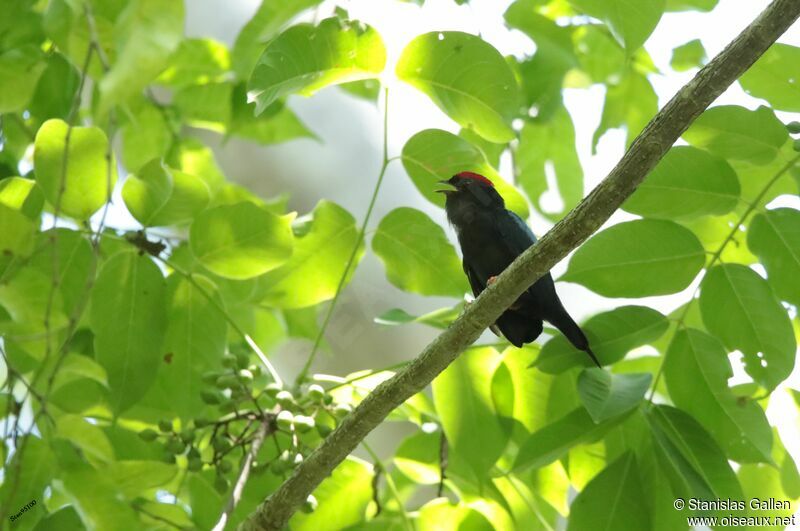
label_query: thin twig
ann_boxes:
[212,418,272,531]
[295,87,392,388]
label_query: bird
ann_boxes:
[437,171,601,368]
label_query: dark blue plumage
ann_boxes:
[438,172,600,367]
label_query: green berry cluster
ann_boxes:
[136,348,356,508]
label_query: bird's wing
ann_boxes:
[494,210,537,256]
[463,261,485,298]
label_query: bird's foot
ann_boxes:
[487,276,523,310]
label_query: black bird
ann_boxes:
[437,171,600,367]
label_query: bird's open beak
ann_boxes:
[434,180,457,195]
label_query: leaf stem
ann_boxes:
[361,441,414,531]
[294,87,392,388]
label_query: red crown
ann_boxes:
[454,171,494,187]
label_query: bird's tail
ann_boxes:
[547,310,602,368]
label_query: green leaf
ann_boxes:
[740,43,800,112]
[418,499,493,531]
[231,0,322,80]
[229,85,315,145]
[189,202,294,280]
[28,229,93,316]
[171,138,226,195]
[563,219,705,297]
[122,159,210,227]
[623,146,740,220]
[289,457,373,531]
[61,469,141,531]
[120,100,172,172]
[56,414,114,464]
[247,17,386,115]
[577,369,651,423]
[569,0,664,51]
[107,461,178,498]
[505,2,576,116]
[90,251,167,413]
[748,208,800,307]
[646,405,744,502]
[258,200,361,308]
[670,39,706,71]
[98,0,185,116]
[680,212,757,265]
[566,452,650,531]
[394,430,440,484]
[0,204,36,258]
[374,305,462,329]
[29,52,80,123]
[592,71,657,152]
[458,128,506,169]
[401,128,529,218]
[33,119,117,220]
[0,45,45,113]
[572,24,627,84]
[494,346,556,437]
[397,31,522,143]
[157,37,230,88]
[665,0,717,11]
[739,464,796,521]
[433,347,509,479]
[663,328,773,462]
[339,79,381,101]
[682,105,788,164]
[536,306,668,373]
[0,265,67,340]
[0,436,53,526]
[0,177,44,220]
[33,507,83,531]
[513,406,629,472]
[144,275,227,419]
[517,107,583,221]
[699,264,796,390]
[372,207,467,297]
[174,82,232,127]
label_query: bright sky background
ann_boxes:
[187,0,800,468]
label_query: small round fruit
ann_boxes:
[264,383,281,397]
[235,351,250,369]
[276,390,294,407]
[332,403,352,418]
[300,495,318,514]
[307,384,325,401]
[187,457,203,472]
[276,410,294,430]
[216,374,238,389]
[214,476,229,494]
[158,420,173,433]
[138,429,158,442]
[293,415,315,433]
[166,437,186,454]
[201,390,222,405]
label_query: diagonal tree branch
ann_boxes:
[240,1,800,529]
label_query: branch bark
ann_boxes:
[240,1,800,529]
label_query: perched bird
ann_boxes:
[437,171,600,367]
